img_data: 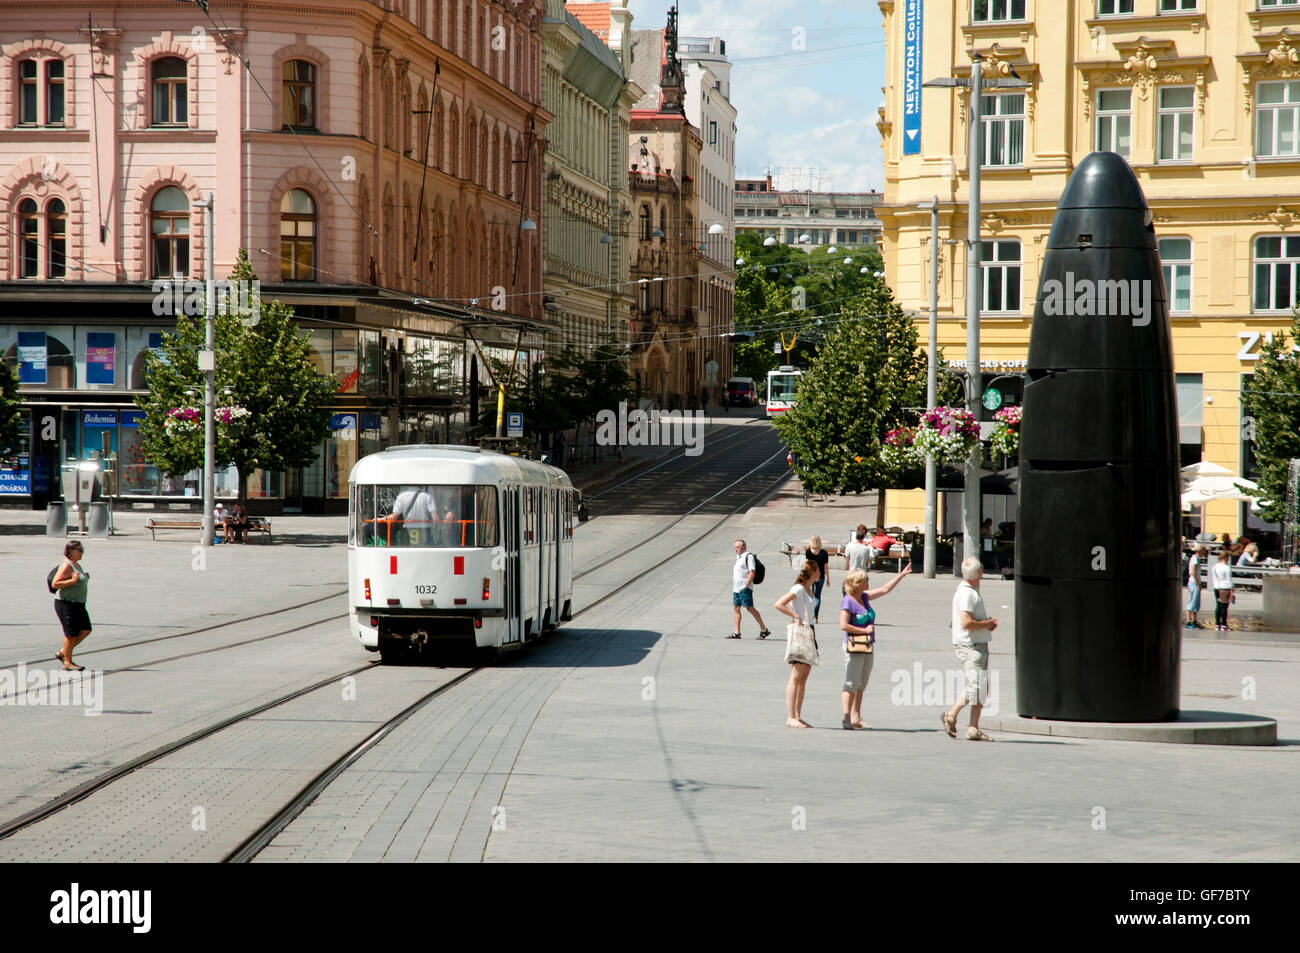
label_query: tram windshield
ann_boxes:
[352,484,499,548]
[769,374,799,402]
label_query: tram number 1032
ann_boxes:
[415,585,438,595]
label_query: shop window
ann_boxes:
[151,57,188,126]
[280,188,317,280]
[150,186,190,278]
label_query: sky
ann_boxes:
[624,0,888,194]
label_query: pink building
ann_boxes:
[0,0,553,512]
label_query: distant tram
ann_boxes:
[348,445,577,663]
[766,366,802,418]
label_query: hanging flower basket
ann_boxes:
[989,405,1022,458]
[163,406,202,437]
[913,406,980,463]
[881,425,921,470]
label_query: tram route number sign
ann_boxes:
[507,413,523,438]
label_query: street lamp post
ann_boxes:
[923,55,1028,569]
[919,196,939,578]
[199,192,215,548]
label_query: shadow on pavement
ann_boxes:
[508,627,661,668]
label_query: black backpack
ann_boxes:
[47,564,60,594]
[751,554,766,585]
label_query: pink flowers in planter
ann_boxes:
[913,407,980,463]
[990,405,1022,458]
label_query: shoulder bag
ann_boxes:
[784,622,819,666]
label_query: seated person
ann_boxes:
[869,527,900,557]
[213,503,227,541]
[226,503,250,543]
[1237,540,1259,567]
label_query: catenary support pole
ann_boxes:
[201,192,215,548]
[925,195,939,578]
[963,58,984,569]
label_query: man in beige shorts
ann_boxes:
[942,556,997,741]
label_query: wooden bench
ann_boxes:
[145,516,272,542]
[779,543,847,570]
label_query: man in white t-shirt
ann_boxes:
[942,556,997,741]
[727,538,770,640]
[844,530,870,573]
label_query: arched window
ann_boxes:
[152,57,188,125]
[658,207,667,239]
[639,204,651,241]
[282,60,316,129]
[280,189,317,281]
[150,186,190,278]
[18,198,38,278]
[47,198,66,278]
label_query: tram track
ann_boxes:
[581,418,765,502]
[0,431,793,856]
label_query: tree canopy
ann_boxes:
[733,232,885,381]
[0,359,20,452]
[134,249,337,502]
[1240,312,1300,524]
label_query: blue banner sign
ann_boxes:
[83,410,118,428]
[17,330,46,384]
[902,0,924,156]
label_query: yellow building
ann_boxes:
[877,0,1300,543]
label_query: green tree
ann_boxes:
[772,283,953,521]
[134,249,337,503]
[0,359,20,451]
[1240,310,1300,523]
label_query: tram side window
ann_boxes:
[364,484,500,547]
[351,484,375,544]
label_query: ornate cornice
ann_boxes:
[1250,206,1300,230]
[1238,31,1300,114]
[1076,37,1209,113]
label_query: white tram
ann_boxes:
[348,445,577,662]
[766,366,802,418]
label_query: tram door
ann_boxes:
[553,490,563,615]
[535,487,545,634]
[503,486,522,644]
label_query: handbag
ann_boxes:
[846,634,874,654]
[784,622,819,666]
[1217,589,1233,604]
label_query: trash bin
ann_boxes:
[88,502,110,538]
[46,501,66,537]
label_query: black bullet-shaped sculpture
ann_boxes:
[1016,152,1181,722]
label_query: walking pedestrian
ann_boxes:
[775,560,819,728]
[727,539,771,640]
[804,535,830,623]
[838,562,911,729]
[1185,545,1206,629]
[844,528,870,574]
[942,557,997,741]
[51,541,92,671]
[1211,549,1234,630]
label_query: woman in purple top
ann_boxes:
[838,562,912,729]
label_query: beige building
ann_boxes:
[877,0,1300,543]
[735,174,882,250]
[542,1,640,353]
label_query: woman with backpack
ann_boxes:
[51,541,92,671]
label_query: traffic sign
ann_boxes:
[507,413,523,437]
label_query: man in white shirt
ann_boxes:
[844,530,870,573]
[727,538,771,640]
[942,556,997,741]
[385,486,436,543]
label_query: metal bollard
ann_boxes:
[88,502,110,538]
[46,501,67,537]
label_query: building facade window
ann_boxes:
[1095,89,1131,158]
[151,57,188,126]
[982,93,1025,167]
[980,239,1021,313]
[150,186,190,278]
[1254,235,1300,312]
[46,60,65,125]
[47,198,66,278]
[1096,0,1134,15]
[971,0,1025,22]
[18,198,38,277]
[1158,237,1192,313]
[1259,0,1298,8]
[282,60,316,129]
[18,59,38,124]
[1256,81,1300,159]
[280,189,317,280]
[1160,0,1198,10]
[639,204,651,240]
[1158,87,1194,161]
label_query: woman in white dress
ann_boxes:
[775,560,819,728]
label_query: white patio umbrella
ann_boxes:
[1180,461,1233,477]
